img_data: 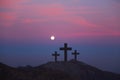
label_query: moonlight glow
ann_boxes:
[50,36,55,40]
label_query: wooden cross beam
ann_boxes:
[72,50,80,61]
[60,43,72,62]
[52,51,60,62]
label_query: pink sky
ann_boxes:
[0,0,120,43]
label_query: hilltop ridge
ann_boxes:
[0,60,120,80]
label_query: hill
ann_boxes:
[0,60,120,80]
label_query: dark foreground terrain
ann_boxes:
[0,60,120,80]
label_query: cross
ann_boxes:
[72,50,80,61]
[52,51,60,62]
[60,43,72,62]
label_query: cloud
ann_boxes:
[30,4,66,17]
[0,12,17,27]
[17,4,98,28]
[0,0,120,42]
[63,16,97,28]
[0,0,31,8]
[0,0,106,27]
[115,0,120,2]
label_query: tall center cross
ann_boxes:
[72,50,79,61]
[60,43,72,62]
[52,51,60,62]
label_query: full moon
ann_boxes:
[50,36,55,40]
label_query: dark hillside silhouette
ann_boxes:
[0,60,120,80]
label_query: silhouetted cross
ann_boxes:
[72,50,79,61]
[60,43,72,62]
[52,51,60,62]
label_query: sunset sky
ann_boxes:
[0,0,120,73]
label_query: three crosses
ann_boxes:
[52,43,80,62]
